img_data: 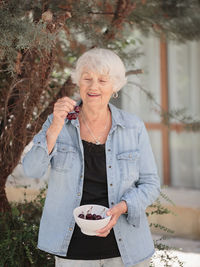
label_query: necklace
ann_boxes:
[81,110,109,145]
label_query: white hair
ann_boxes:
[71,48,127,92]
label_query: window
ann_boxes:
[122,35,200,189]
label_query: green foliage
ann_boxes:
[0,186,54,267]
[0,186,183,266]
[148,193,184,266]
[0,0,56,73]
[128,0,200,42]
[146,191,177,235]
[151,236,184,267]
[1,0,200,75]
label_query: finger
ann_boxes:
[53,111,68,120]
[57,97,76,106]
[97,217,117,234]
[54,106,73,113]
[96,229,110,237]
[54,102,75,111]
[53,111,69,119]
[106,209,112,216]
[54,105,75,115]
[61,96,76,104]
[54,110,68,116]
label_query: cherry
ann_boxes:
[67,105,80,120]
[78,206,105,220]
[86,213,93,220]
[78,213,104,220]
[92,214,97,220]
[96,215,102,220]
[74,106,80,113]
[78,213,85,219]
[67,113,77,120]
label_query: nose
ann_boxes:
[89,79,99,90]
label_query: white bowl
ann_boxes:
[73,204,111,236]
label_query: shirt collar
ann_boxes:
[108,102,126,128]
[67,99,126,128]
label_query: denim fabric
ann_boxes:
[55,256,151,267]
[23,102,160,267]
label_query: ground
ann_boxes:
[153,235,200,267]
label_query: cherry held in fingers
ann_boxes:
[67,105,80,120]
[74,106,80,113]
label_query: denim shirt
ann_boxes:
[23,102,160,267]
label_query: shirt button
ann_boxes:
[108,149,111,152]
[110,183,113,186]
[119,238,122,241]
[69,228,73,231]
[80,175,83,179]
[111,202,114,205]
[77,193,81,196]
[38,142,41,144]
[109,165,112,168]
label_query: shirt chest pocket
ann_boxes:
[117,150,139,181]
[51,143,76,173]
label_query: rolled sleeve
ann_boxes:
[121,188,141,227]
[33,128,58,159]
[121,122,161,227]
[23,114,57,178]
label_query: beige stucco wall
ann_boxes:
[149,205,200,240]
[6,187,39,203]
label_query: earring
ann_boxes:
[112,92,118,98]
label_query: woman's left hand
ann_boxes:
[96,201,127,237]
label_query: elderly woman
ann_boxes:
[23,48,160,267]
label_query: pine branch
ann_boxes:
[126,69,143,75]
[105,0,137,39]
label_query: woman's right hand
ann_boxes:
[46,97,76,154]
[52,96,76,128]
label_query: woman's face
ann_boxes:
[79,69,114,109]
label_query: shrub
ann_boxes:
[0,186,183,267]
[0,186,54,267]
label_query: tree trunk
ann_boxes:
[0,51,76,213]
[0,49,55,213]
[0,174,11,213]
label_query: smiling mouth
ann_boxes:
[87,93,101,97]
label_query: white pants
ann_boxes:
[55,256,150,267]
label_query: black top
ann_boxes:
[57,140,120,260]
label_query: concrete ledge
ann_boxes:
[6,186,200,240]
